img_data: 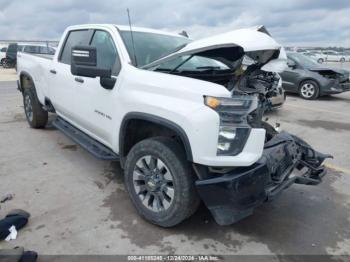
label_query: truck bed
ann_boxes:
[17,52,54,104]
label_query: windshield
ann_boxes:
[288,53,319,68]
[120,30,191,67]
[155,55,231,72]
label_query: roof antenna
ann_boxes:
[127,8,138,67]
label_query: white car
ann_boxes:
[313,50,346,63]
[16,24,329,227]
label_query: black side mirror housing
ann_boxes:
[287,61,297,69]
[71,45,110,78]
[71,45,116,89]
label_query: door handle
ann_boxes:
[50,69,56,74]
[75,77,84,83]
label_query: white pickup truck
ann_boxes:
[17,24,330,227]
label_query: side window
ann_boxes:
[287,58,296,68]
[60,30,90,64]
[24,45,39,53]
[49,47,56,55]
[39,46,49,54]
[1,47,6,52]
[90,30,121,75]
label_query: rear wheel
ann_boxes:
[340,57,345,62]
[124,137,200,227]
[298,80,319,100]
[317,58,324,63]
[23,88,48,128]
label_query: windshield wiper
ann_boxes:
[170,55,194,73]
[196,66,221,70]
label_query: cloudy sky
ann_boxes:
[0,0,349,46]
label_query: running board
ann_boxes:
[52,117,119,161]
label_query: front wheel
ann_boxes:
[298,80,319,100]
[340,57,345,62]
[124,137,200,227]
[317,58,324,63]
[23,88,48,128]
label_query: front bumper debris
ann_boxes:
[323,81,350,94]
[195,132,332,226]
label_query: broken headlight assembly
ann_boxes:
[204,95,258,156]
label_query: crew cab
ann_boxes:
[17,24,330,227]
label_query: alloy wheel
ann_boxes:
[132,155,174,212]
[300,83,315,99]
[24,94,33,122]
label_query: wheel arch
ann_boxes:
[19,71,35,92]
[119,112,193,167]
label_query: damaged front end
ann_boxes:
[196,53,332,226]
[310,68,350,94]
[196,128,332,226]
[142,26,332,225]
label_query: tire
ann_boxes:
[298,80,319,100]
[340,57,345,63]
[23,88,48,128]
[317,58,324,63]
[0,58,4,66]
[124,137,200,227]
[3,59,9,68]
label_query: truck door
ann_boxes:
[70,29,122,147]
[49,29,93,123]
[281,58,299,92]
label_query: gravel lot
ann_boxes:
[0,65,349,259]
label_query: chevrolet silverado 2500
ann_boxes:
[16,24,330,227]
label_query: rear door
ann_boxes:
[280,57,299,92]
[49,29,93,123]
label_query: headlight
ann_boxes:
[204,95,258,156]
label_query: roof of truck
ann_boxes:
[67,24,187,39]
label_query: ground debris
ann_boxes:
[0,193,13,203]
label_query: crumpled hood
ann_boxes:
[308,67,348,75]
[142,25,287,70]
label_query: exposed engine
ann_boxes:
[310,68,350,83]
[228,65,281,128]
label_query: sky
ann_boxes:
[0,0,349,47]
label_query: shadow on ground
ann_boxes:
[102,162,350,255]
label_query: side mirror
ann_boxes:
[71,46,116,89]
[287,60,297,69]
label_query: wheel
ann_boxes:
[23,88,48,128]
[298,80,319,100]
[340,57,345,62]
[317,58,324,63]
[3,59,9,68]
[124,137,200,227]
[0,58,4,66]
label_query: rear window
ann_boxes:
[1,47,7,52]
[39,46,55,54]
[24,45,40,53]
[60,30,91,64]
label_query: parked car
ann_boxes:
[280,52,350,99]
[313,50,346,63]
[16,24,329,227]
[3,43,18,68]
[0,46,7,65]
[340,51,350,62]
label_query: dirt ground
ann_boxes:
[0,65,349,259]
